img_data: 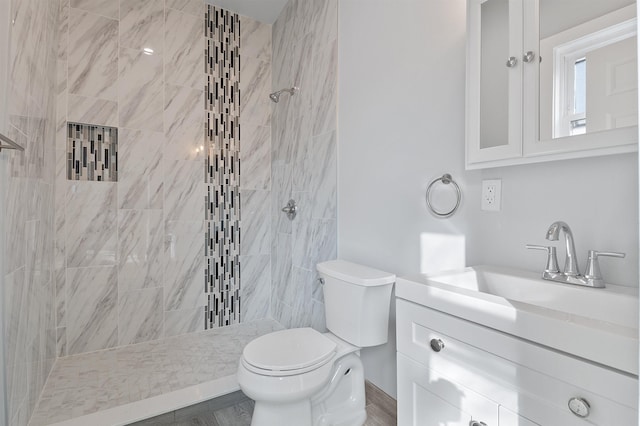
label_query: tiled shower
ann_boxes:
[1,0,337,424]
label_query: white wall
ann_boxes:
[338,0,638,398]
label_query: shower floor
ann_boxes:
[28,320,282,426]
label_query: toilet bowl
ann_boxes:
[237,260,395,426]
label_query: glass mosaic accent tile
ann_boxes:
[67,122,118,181]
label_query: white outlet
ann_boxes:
[481,179,502,211]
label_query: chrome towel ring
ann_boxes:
[426,174,461,218]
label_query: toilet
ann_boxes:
[237,260,396,426]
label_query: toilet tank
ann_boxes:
[317,260,395,347]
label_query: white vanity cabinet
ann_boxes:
[396,298,638,426]
[466,0,638,169]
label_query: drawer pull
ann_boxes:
[469,421,487,426]
[430,338,445,352]
[568,397,590,418]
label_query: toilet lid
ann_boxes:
[242,328,337,373]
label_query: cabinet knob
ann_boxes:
[523,51,536,63]
[430,338,445,352]
[568,397,590,418]
[469,421,487,426]
[505,56,518,68]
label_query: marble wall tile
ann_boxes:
[118,287,164,345]
[164,84,204,161]
[271,298,293,329]
[5,177,27,273]
[55,268,66,327]
[165,9,203,90]
[289,266,314,327]
[118,129,163,209]
[118,210,163,293]
[4,267,28,421]
[164,307,204,337]
[308,131,337,219]
[240,56,272,127]
[164,160,204,221]
[271,161,292,235]
[68,8,118,100]
[66,266,118,355]
[311,0,338,51]
[240,255,271,322]
[119,47,164,131]
[166,0,203,16]
[56,327,67,357]
[8,0,35,133]
[241,124,271,190]
[240,16,272,61]
[65,182,117,267]
[70,0,119,19]
[240,190,270,255]
[67,94,118,127]
[164,221,205,311]
[120,0,164,53]
[54,150,66,269]
[26,109,45,180]
[292,218,337,271]
[311,40,337,136]
[272,232,292,304]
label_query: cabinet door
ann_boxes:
[398,352,498,426]
[466,0,523,167]
[499,406,539,426]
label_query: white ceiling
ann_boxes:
[205,0,288,24]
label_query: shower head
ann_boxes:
[269,87,299,103]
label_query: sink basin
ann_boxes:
[396,265,639,375]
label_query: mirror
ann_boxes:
[538,0,637,141]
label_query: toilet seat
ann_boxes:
[241,328,337,377]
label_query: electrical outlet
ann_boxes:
[481,179,502,211]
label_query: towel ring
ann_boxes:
[426,174,461,218]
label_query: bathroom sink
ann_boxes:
[396,265,639,375]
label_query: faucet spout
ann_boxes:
[546,221,579,277]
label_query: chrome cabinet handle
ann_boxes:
[568,397,590,418]
[281,199,297,220]
[506,56,518,68]
[430,338,445,352]
[469,421,487,426]
[523,51,536,63]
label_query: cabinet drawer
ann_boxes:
[396,299,638,425]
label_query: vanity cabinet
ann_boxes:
[396,298,638,425]
[466,0,638,169]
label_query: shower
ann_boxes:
[269,86,299,103]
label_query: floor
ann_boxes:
[129,382,398,426]
[29,321,282,426]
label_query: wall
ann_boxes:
[338,0,638,397]
[54,0,272,357]
[3,0,59,424]
[270,0,338,329]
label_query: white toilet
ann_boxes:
[237,260,395,426]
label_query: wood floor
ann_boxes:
[129,381,397,426]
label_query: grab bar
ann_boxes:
[0,132,24,152]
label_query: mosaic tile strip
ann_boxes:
[67,122,118,181]
[205,6,241,328]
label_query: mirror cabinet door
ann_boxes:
[523,0,638,157]
[467,0,523,165]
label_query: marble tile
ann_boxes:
[289,266,314,327]
[271,298,293,328]
[164,84,205,161]
[167,0,203,16]
[164,307,204,337]
[164,221,205,311]
[213,400,254,425]
[118,210,164,292]
[57,0,69,95]
[240,124,270,190]
[65,182,117,267]
[271,161,292,235]
[55,94,68,151]
[56,327,67,357]
[118,129,164,209]
[164,160,204,222]
[240,190,270,255]
[312,39,338,136]
[310,300,327,332]
[240,56,271,127]
[120,0,164,53]
[308,131,337,219]
[165,8,203,89]
[292,218,337,271]
[67,94,118,127]
[4,177,27,273]
[8,0,35,133]
[68,8,118,100]
[54,149,66,269]
[55,267,66,327]
[119,47,164,131]
[240,16,271,61]
[239,255,271,322]
[4,268,28,422]
[118,287,164,345]
[26,109,45,180]
[70,0,119,19]
[312,0,338,49]
[272,232,292,304]
[66,266,118,355]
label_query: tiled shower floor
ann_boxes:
[28,320,282,426]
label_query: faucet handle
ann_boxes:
[526,244,560,277]
[584,250,625,287]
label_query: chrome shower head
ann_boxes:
[269,87,299,103]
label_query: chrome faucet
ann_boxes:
[527,221,625,288]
